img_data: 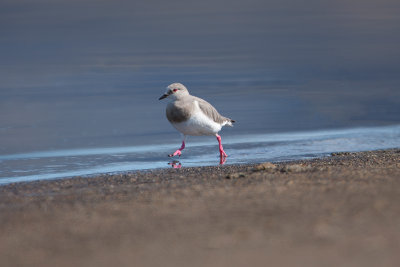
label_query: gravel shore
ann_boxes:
[1,149,400,267]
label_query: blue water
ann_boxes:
[1,125,399,185]
[1,1,400,184]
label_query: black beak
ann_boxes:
[159,94,168,100]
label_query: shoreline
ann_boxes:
[2,123,399,186]
[1,148,400,266]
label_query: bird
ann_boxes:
[159,83,235,159]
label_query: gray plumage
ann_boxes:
[166,95,234,125]
[159,82,233,157]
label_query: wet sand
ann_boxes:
[1,149,400,267]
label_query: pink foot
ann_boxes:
[219,155,227,165]
[168,150,181,157]
[168,140,185,157]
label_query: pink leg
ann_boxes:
[216,134,228,157]
[169,138,186,157]
[220,156,227,165]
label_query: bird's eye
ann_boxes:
[173,89,178,92]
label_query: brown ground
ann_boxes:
[1,149,400,267]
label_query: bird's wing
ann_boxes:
[194,97,228,124]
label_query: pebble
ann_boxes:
[253,162,277,172]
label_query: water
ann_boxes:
[1,0,400,184]
[1,125,399,185]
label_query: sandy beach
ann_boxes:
[1,149,400,267]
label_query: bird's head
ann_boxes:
[159,83,189,100]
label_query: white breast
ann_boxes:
[171,101,222,136]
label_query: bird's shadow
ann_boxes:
[167,156,226,169]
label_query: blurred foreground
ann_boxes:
[1,149,400,267]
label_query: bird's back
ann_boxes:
[166,94,233,125]
[193,96,233,125]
